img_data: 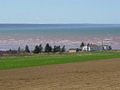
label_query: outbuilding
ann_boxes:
[69,48,79,53]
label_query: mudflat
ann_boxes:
[0,58,120,90]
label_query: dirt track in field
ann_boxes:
[0,58,120,90]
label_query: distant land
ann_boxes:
[0,24,120,27]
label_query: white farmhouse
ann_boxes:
[82,44,99,51]
[82,44,112,51]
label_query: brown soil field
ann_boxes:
[0,58,120,90]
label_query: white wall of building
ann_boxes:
[82,45,111,51]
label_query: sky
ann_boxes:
[0,0,120,24]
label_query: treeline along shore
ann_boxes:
[0,43,66,57]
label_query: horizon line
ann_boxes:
[0,23,120,25]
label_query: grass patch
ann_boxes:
[0,51,120,70]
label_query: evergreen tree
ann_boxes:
[53,45,56,52]
[18,46,21,52]
[9,49,12,52]
[53,45,61,52]
[109,46,112,50]
[45,43,52,53]
[49,46,52,52]
[25,45,30,53]
[61,45,66,52]
[87,43,90,46]
[80,42,85,49]
[58,46,61,52]
[33,45,40,53]
[76,48,79,52]
[39,44,43,53]
[53,46,56,52]
[45,43,50,52]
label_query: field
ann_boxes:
[0,51,120,70]
[0,51,120,90]
[0,58,120,90]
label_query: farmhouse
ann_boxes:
[82,44,112,51]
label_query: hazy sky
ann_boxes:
[0,0,120,24]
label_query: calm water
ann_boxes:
[0,24,120,50]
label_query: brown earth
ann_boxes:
[0,58,120,90]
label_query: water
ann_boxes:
[0,24,120,50]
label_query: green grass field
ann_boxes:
[0,51,120,70]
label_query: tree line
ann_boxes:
[19,42,85,54]
[18,43,66,54]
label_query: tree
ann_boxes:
[49,46,52,52]
[53,46,56,52]
[45,43,52,53]
[25,45,30,53]
[80,42,85,49]
[18,47,21,52]
[53,45,61,52]
[45,43,50,52]
[39,44,43,53]
[57,46,61,52]
[76,48,79,52]
[109,46,112,50]
[87,43,90,46]
[9,49,12,52]
[61,45,66,52]
[33,45,40,54]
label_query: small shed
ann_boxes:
[69,48,79,53]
